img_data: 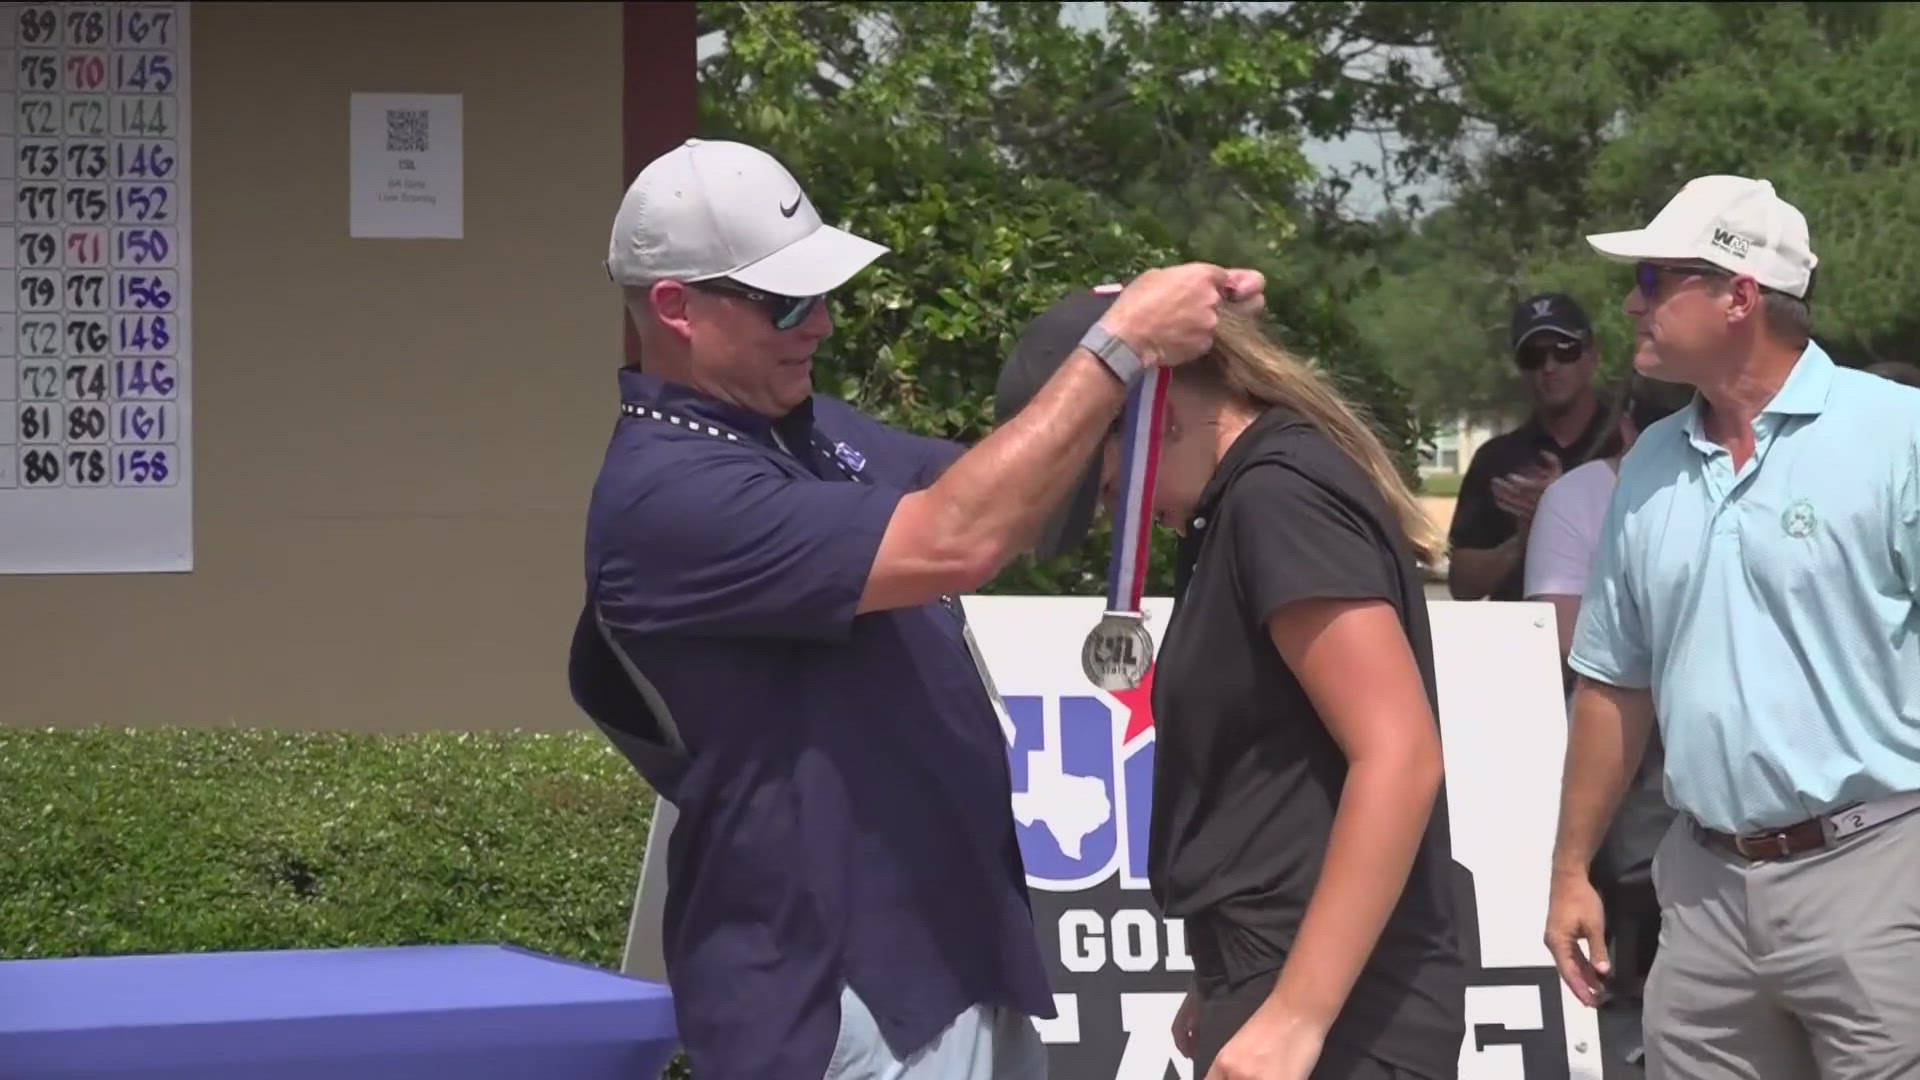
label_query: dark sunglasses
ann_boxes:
[692,277,823,331]
[1516,337,1584,371]
[1634,260,1730,301]
[1634,259,1815,305]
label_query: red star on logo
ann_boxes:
[1111,663,1157,743]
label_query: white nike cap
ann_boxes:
[606,138,888,296]
[1586,175,1817,299]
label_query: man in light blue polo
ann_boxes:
[1542,174,1920,1078]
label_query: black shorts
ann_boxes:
[1192,970,1441,1080]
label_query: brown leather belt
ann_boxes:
[1693,817,1829,862]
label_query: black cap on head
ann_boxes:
[1510,292,1592,352]
[993,288,1121,561]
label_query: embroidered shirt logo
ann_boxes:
[1781,499,1817,539]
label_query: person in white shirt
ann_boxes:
[1525,375,1689,1079]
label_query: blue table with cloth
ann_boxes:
[0,943,678,1079]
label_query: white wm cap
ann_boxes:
[1586,175,1817,300]
[606,138,888,296]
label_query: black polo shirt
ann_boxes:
[573,369,1056,1080]
[1148,406,1466,1077]
[1449,407,1620,600]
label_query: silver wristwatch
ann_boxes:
[1079,322,1147,386]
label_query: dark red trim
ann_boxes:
[622,2,699,365]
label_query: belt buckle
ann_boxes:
[1733,830,1793,861]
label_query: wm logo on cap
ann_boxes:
[1711,228,1751,258]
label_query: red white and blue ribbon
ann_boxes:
[1082,364,1167,691]
[1104,366,1171,618]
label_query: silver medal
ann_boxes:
[1080,612,1155,691]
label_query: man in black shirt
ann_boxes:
[1448,294,1620,602]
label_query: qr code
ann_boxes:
[386,109,429,153]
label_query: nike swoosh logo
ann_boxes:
[780,195,802,218]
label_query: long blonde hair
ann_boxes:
[1176,312,1447,569]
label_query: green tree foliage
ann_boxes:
[695,1,1431,593]
[1355,1,1920,420]
[1342,206,1528,425]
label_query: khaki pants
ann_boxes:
[1644,808,1920,1079]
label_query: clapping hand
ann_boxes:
[1491,451,1563,525]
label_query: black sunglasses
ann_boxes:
[1634,260,1731,302]
[1516,337,1584,371]
[1634,259,1816,305]
[691,278,823,331]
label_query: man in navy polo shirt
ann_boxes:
[569,137,1264,1080]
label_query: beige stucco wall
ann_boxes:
[2,3,626,732]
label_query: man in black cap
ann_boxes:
[1447,293,1619,602]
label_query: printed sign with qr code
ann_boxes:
[352,93,462,239]
[386,109,429,153]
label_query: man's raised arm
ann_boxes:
[858,264,1263,613]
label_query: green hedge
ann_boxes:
[0,727,655,962]
[1,727,685,1071]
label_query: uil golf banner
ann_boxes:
[623,597,1603,1080]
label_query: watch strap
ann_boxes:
[1079,322,1146,386]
